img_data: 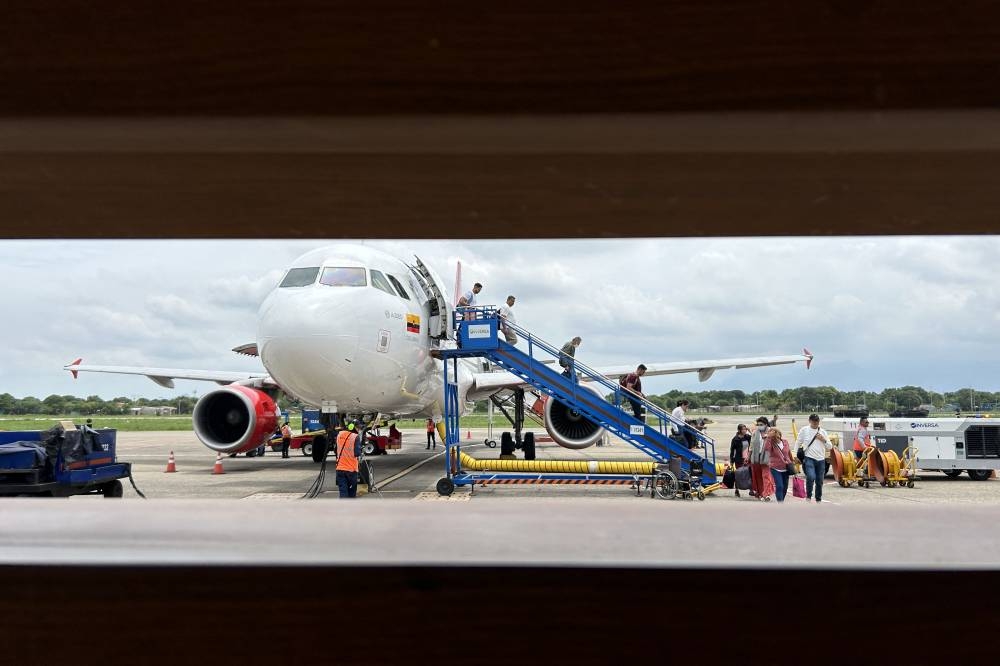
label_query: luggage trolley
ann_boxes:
[0,426,133,498]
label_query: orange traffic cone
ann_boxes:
[212,452,225,475]
[466,429,472,440]
[164,450,177,473]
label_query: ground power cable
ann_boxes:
[126,467,146,498]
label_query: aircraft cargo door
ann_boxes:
[410,256,452,340]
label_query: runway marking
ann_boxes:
[243,493,303,500]
[415,491,471,501]
[375,443,484,489]
[376,450,447,488]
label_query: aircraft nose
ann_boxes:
[256,288,359,401]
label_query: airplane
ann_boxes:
[65,244,813,461]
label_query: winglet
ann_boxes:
[66,358,82,379]
[803,347,813,370]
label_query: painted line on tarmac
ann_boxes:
[376,443,485,489]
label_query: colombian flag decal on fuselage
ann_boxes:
[406,314,420,333]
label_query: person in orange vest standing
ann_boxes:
[335,421,363,498]
[852,416,872,460]
[426,418,436,450]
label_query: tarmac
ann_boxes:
[3,417,1000,567]
[53,416,1000,505]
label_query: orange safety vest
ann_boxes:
[852,425,871,452]
[426,420,435,433]
[335,430,359,472]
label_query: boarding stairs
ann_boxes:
[438,307,716,484]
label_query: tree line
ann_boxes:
[0,393,297,416]
[632,386,1000,413]
[3,386,999,417]
[462,385,1000,414]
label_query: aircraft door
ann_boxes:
[410,256,452,340]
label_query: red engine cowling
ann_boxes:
[192,385,280,454]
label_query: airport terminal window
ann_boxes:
[369,269,397,296]
[319,267,367,287]
[387,274,411,300]
[279,267,320,288]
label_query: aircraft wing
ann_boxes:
[64,359,274,389]
[468,349,812,398]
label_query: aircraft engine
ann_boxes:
[541,385,606,450]
[192,385,281,454]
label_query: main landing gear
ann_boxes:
[492,389,536,460]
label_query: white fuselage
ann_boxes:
[256,245,473,418]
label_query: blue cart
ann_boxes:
[0,427,132,497]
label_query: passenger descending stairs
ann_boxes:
[449,311,716,482]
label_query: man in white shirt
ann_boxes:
[497,295,517,344]
[671,399,696,449]
[795,413,832,502]
[457,282,483,320]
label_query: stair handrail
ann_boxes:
[455,306,714,449]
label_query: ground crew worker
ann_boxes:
[280,421,293,458]
[852,416,872,460]
[426,418,436,450]
[335,422,363,498]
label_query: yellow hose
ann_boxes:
[459,451,655,474]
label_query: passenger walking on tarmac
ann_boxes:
[619,364,647,419]
[749,417,775,500]
[335,421,363,498]
[764,427,794,502]
[426,418,436,449]
[280,421,293,458]
[559,337,582,380]
[852,416,872,460]
[457,282,483,320]
[730,424,751,468]
[497,295,518,344]
[796,413,832,502]
[671,400,696,449]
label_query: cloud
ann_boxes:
[1,236,999,399]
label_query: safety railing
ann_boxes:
[453,306,716,466]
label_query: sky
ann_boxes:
[1,237,998,401]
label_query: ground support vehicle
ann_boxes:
[269,424,403,457]
[824,416,999,481]
[0,426,131,497]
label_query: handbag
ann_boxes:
[797,430,819,463]
[722,466,736,489]
[792,475,807,498]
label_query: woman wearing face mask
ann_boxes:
[748,417,775,501]
[764,427,795,502]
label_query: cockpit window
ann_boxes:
[386,274,411,300]
[369,269,396,296]
[319,267,367,287]
[279,267,320,288]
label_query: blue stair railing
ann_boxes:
[451,306,716,480]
